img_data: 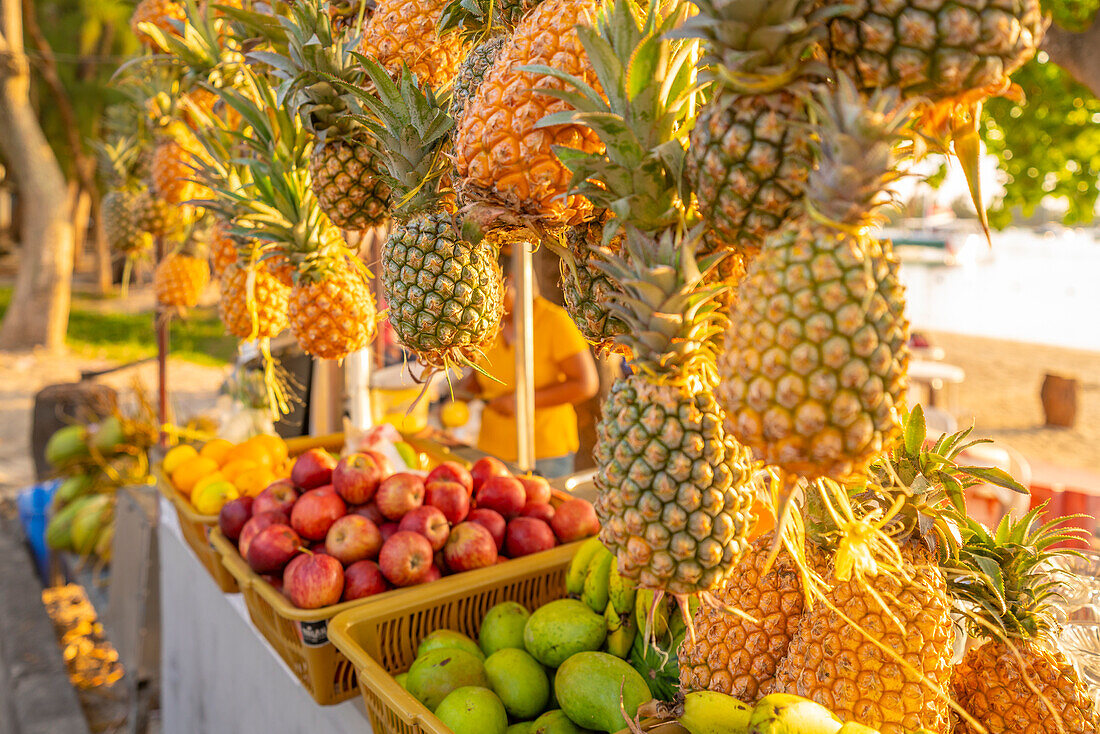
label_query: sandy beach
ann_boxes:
[927,330,1100,477]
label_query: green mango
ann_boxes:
[554,651,651,733]
[418,630,486,661]
[434,686,507,734]
[480,601,530,656]
[46,425,88,468]
[531,709,596,734]
[485,648,550,720]
[55,475,94,505]
[407,648,489,711]
[70,495,112,556]
[46,497,88,551]
[524,599,606,668]
[92,416,126,454]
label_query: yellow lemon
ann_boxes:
[234,467,276,497]
[220,459,259,483]
[171,456,219,497]
[249,434,288,467]
[191,480,239,515]
[199,438,234,466]
[163,444,199,475]
[440,400,470,428]
[192,472,228,495]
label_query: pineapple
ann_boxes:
[308,142,390,234]
[949,509,1099,734]
[717,77,912,483]
[219,262,291,339]
[150,124,208,209]
[210,219,239,276]
[681,0,826,260]
[327,0,373,35]
[135,189,181,240]
[289,255,377,359]
[448,36,507,133]
[155,252,210,308]
[825,0,1046,104]
[452,0,604,226]
[131,0,186,50]
[103,190,153,256]
[359,0,466,88]
[558,217,627,355]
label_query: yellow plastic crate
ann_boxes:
[327,544,577,733]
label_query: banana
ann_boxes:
[748,693,843,734]
[836,723,880,734]
[604,602,636,658]
[677,690,752,734]
[608,566,636,615]
[635,589,669,639]
[94,523,115,563]
[582,547,614,613]
[566,537,606,596]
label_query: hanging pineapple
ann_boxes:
[358,0,467,88]
[348,59,504,373]
[557,216,627,355]
[717,77,912,485]
[155,250,210,309]
[131,0,186,50]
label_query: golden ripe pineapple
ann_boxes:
[360,0,466,88]
[210,220,239,277]
[289,255,377,360]
[452,0,604,226]
[558,217,627,356]
[151,125,207,208]
[219,264,290,339]
[131,0,186,50]
[718,78,912,483]
[155,253,210,308]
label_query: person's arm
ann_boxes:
[488,350,599,416]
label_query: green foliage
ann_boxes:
[1042,0,1100,31]
[983,57,1100,228]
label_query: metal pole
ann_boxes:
[155,236,169,446]
[345,349,372,433]
[513,242,536,471]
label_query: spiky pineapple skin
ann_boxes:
[135,190,181,240]
[155,254,210,308]
[289,265,377,360]
[359,0,466,88]
[453,0,604,226]
[689,91,814,259]
[309,141,391,232]
[559,221,627,355]
[103,190,152,256]
[718,226,909,480]
[594,377,756,596]
[679,534,825,703]
[774,545,954,733]
[219,265,291,339]
[151,137,203,206]
[381,211,503,368]
[210,221,239,277]
[130,0,185,50]
[827,0,1045,102]
[450,36,507,134]
[953,639,1100,734]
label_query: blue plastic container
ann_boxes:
[16,479,62,583]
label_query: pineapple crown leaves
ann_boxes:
[523,0,699,235]
[138,0,245,85]
[673,0,839,94]
[945,506,1087,642]
[803,75,918,230]
[333,56,455,218]
[438,0,535,43]
[597,223,727,377]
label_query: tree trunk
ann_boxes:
[0,15,73,351]
[69,180,87,271]
[93,191,113,294]
[1044,18,1100,98]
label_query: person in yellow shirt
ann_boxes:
[458,266,599,477]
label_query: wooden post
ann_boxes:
[1041,373,1078,428]
[513,241,535,472]
[156,237,169,445]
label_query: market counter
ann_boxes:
[159,496,373,733]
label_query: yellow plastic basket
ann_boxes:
[327,543,577,734]
[157,433,346,594]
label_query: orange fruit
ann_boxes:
[234,466,277,497]
[221,459,259,483]
[199,438,234,466]
[163,444,199,475]
[223,440,273,469]
[249,433,288,466]
[171,456,219,497]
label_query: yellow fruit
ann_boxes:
[234,467,276,497]
[218,264,291,339]
[163,444,199,474]
[130,0,185,50]
[199,438,234,465]
[154,254,210,309]
[359,0,465,89]
[440,400,470,428]
[289,261,377,361]
[249,434,289,467]
[191,480,239,515]
[192,472,228,495]
[220,459,260,483]
[171,456,220,497]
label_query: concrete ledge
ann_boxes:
[0,516,90,734]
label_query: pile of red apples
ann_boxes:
[217,448,600,609]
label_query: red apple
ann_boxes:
[378,531,434,587]
[521,501,555,525]
[309,542,328,554]
[375,473,425,521]
[219,496,254,541]
[504,517,557,558]
[333,451,392,505]
[284,552,344,609]
[261,573,283,593]
[379,521,399,543]
[422,565,443,583]
[398,506,450,552]
[291,487,347,541]
[247,523,301,574]
[253,479,298,517]
[291,448,337,490]
[470,456,509,491]
[425,461,473,494]
[239,510,289,559]
[325,514,383,565]
[517,474,552,505]
[467,508,506,551]
[476,475,526,520]
[550,498,600,542]
[425,479,471,525]
[443,522,498,572]
[352,503,385,525]
[342,560,389,601]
